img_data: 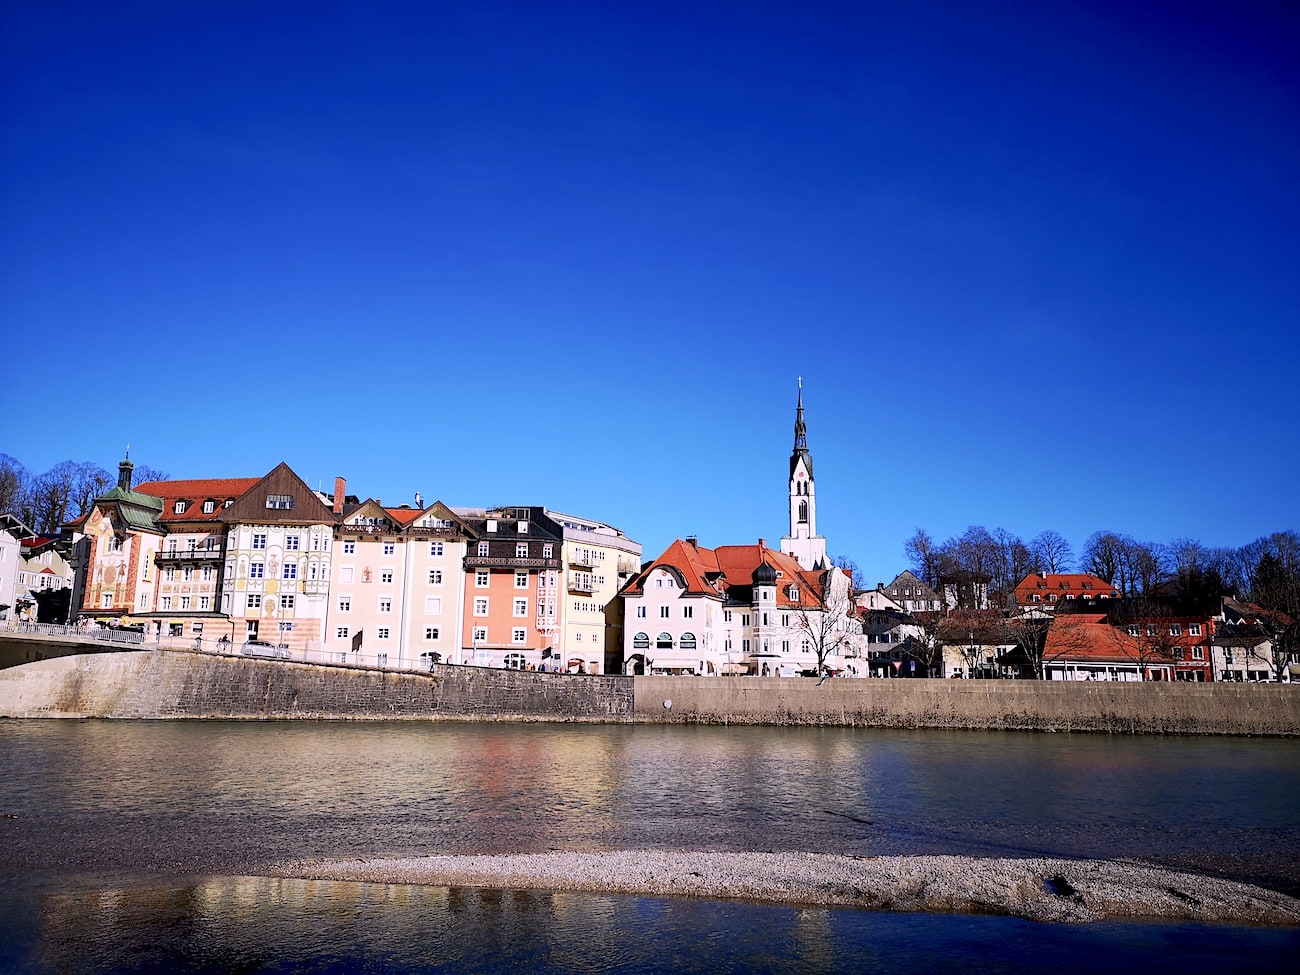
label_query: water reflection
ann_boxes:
[2,720,1298,892]
[11,873,1297,975]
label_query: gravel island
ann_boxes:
[273,851,1300,925]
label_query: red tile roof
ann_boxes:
[135,478,260,523]
[1043,613,1137,664]
[384,507,425,526]
[1014,573,1119,605]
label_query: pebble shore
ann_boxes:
[274,851,1300,925]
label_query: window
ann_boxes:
[637,606,647,618]
[379,597,392,613]
[1127,625,1139,636]
[680,632,697,649]
[343,541,356,555]
[515,571,529,588]
[486,520,497,533]
[428,569,443,585]
[377,627,390,639]
[743,638,751,653]
[283,562,297,580]
[1193,646,1204,659]
[266,494,294,509]
[336,626,349,639]
[102,594,112,608]
[200,596,211,610]
[425,626,440,640]
[383,542,395,556]
[164,567,175,582]
[338,596,352,612]
[285,534,300,551]
[477,542,489,556]
[515,542,529,557]
[659,606,669,618]
[250,562,264,579]
[476,570,490,588]
[203,500,215,514]
[633,632,649,650]
[542,544,553,558]
[253,534,267,550]
[424,596,442,614]
[742,614,750,626]
[472,626,487,643]
[429,541,444,556]
[161,596,172,610]
[513,598,528,617]
[512,628,527,644]
[724,610,732,623]
[381,569,393,584]
[1170,623,1182,636]
[1189,623,1202,636]
[280,594,295,610]
[182,566,193,581]
[174,501,187,514]
[683,605,693,619]
[246,594,261,609]
[474,598,489,616]
[180,596,191,610]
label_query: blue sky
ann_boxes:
[2,0,1297,579]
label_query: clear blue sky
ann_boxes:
[2,1,1296,579]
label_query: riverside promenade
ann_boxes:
[1,636,1297,734]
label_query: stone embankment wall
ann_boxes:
[634,676,1300,735]
[0,651,632,722]
[0,649,1297,734]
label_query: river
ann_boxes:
[1,720,1297,973]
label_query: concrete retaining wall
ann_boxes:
[634,676,1300,735]
[0,650,1297,734]
[0,651,633,722]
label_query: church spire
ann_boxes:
[794,380,807,451]
[780,377,826,571]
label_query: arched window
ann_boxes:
[632,632,649,650]
[656,632,673,649]
[798,500,808,523]
[680,632,697,649]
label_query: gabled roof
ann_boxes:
[218,462,337,526]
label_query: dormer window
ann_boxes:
[174,501,187,514]
[518,521,529,533]
[203,500,216,514]
[788,585,799,601]
[487,520,498,532]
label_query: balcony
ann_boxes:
[464,555,561,571]
[569,554,595,568]
[156,548,223,563]
[568,576,596,594]
[300,580,330,595]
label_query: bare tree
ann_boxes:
[1030,530,1074,573]
[132,465,171,487]
[904,529,942,590]
[830,554,864,594]
[786,567,858,674]
[1004,612,1054,679]
[0,453,29,514]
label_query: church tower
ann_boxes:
[780,380,827,571]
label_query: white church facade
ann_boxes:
[621,385,862,676]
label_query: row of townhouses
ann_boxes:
[2,384,1292,681]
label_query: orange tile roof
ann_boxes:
[1014,573,1119,604]
[384,507,424,525]
[629,538,828,607]
[1043,613,1138,664]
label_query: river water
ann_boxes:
[1,720,1297,973]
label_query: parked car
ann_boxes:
[241,640,290,659]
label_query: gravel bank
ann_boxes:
[273,851,1300,925]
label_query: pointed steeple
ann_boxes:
[790,380,812,480]
[780,377,825,572]
[117,454,134,492]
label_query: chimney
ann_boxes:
[686,535,698,549]
[333,476,345,515]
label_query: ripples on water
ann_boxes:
[2,720,1298,973]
